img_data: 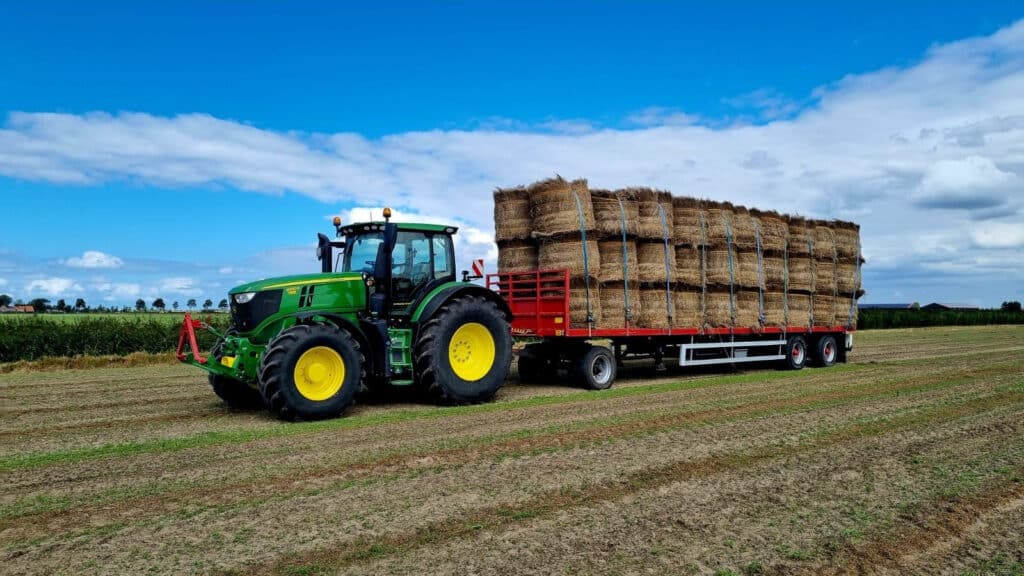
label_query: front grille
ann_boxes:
[230,290,283,332]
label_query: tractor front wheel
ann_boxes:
[414,295,511,403]
[209,374,264,409]
[258,324,362,420]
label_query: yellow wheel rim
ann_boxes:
[448,322,496,382]
[293,346,345,401]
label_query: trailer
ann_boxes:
[488,269,853,390]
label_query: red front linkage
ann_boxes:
[176,312,208,364]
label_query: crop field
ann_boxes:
[1,325,1022,575]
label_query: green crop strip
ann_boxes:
[1,351,1019,473]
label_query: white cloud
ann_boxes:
[218,266,235,275]
[25,277,84,296]
[971,222,1024,249]
[94,281,142,301]
[155,277,202,296]
[0,277,7,287]
[64,250,124,269]
[1,20,1024,304]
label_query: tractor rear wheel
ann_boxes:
[258,323,362,420]
[208,374,264,409]
[414,295,511,403]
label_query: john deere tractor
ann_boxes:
[178,209,512,420]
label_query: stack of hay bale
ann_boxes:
[495,176,862,330]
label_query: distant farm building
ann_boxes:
[0,305,35,313]
[922,302,979,311]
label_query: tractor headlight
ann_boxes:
[234,292,257,304]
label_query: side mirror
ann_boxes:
[317,233,332,273]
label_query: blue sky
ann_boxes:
[2,1,1023,307]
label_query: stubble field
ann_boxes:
[1,325,1022,575]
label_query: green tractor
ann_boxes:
[177,209,513,420]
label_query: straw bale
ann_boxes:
[672,196,707,246]
[635,188,675,240]
[674,245,702,287]
[705,247,738,286]
[734,289,762,329]
[637,240,676,283]
[704,201,734,246]
[569,278,601,327]
[591,189,639,238]
[786,291,812,328]
[733,250,761,289]
[598,239,639,283]
[788,256,813,292]
[529,177,595,236]
[598,282,641,329]
[833,221,861,260]
[729,207,758,250]
[814,258,837,294]
[752,210,788,253]
[762,291,786,328]
[787,216,812,255]
[835,296,858,329]
[637,287,674,329]
[493,187,532,242]
[705,289,758,328]
[813,293,836,327]
[837,260,860,294]
[813,223,837,258]
[673,289,702,328]
[497,240,538,273]
[537,237,599,279]
[762,255,785,290]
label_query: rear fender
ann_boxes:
[412,284,512,329]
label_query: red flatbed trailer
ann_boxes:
[487,269,854,389]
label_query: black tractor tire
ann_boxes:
[258,323,362,421]
[414,295,512,404]
[815,335,838,368]
[784,335,808,371]
[209,373,264,409]
[571,345,616,390]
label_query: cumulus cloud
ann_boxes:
[25,277,84,296]
[64,250,125,269]
[156,277,202,296]
[1,20,1024,304]
[94,280,142,301]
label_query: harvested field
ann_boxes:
[1,325,1021,575]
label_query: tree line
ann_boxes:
[0,294,229,313]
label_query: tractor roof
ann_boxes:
[340,222,457,235]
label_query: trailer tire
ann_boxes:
[573,346,616,390]
[784,335,808,371]
[815,335,838,368]
[258,323,361,421]
[209,374,264,409]
[415,295,512,403]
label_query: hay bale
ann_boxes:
[814,258,837,294]
[493,187,532,242]
[752,210,788,253]
[637,287,674,329]
[635,189,675,240]
[497,240,538,273]
[813,293,836,327]
[598,281,641,329]
[538,237,600,279]
[762,255,785,290]
[705,201,734,247]
[569,278,601,327]
[598,239,639,283]
[705,247,738,286]
[729,207,758,251]
[637,241,676,283]
[837,261,860,294]
[675,245,701,287]
[734,289,762,329]
[733,250,761,289]
[788,256,813,292]
[835,296,858,329]
[592,189,639,238]
[672,196,707,246]
[762,291,786,328]
[787,216,811,255]
[673,289,702,327]
[833,221,861,260]
[529,177,595,236]
[813,223,836,258]
[787,292,812,328]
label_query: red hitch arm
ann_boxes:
[176,312,208,364]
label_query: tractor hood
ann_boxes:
[229,272,364,295]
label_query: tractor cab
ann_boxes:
[324,211,457,317]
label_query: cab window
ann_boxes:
[433,235,453,278]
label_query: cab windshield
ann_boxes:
[342,230,455,304]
